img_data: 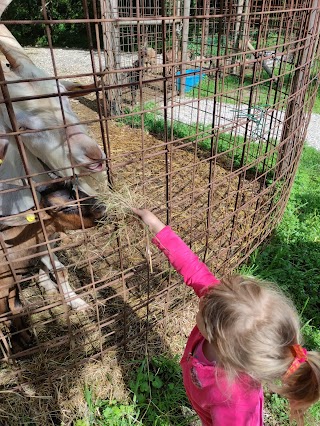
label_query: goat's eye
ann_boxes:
[19,126,30,131]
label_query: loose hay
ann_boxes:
[95,182,156,272]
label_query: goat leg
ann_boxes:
[40,254,90,311]
[6,285,33,352]
[38,267,59,295]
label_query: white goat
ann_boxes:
[0,0,106,218]
[0,0,108,353]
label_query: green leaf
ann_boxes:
[74,421,89,426]
[139,381,150,393]
[152,376,164,389]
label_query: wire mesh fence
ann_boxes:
[0,0,319,392]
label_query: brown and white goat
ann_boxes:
[0,180,105,351]
[141,47,157,72]
[0,0,106,212]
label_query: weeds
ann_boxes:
[75,355,195,426]
[128,355,195,425]
[74,385,141,426]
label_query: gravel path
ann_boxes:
[24,47,320,151]
[165,97,320,150]
[304,113,320,150]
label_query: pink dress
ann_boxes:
[152,226,264,426]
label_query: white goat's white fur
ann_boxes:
[0,0,105,337]
[39,253,89,311]
[0,0,106,216]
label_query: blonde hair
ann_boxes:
[201,275,320,424]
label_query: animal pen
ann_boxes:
[0,0,319,420]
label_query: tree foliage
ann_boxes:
[2,0,96,48]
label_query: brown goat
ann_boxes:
[0,181,105,352]
[141,47,157,72]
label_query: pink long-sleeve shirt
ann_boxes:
[152,226,264,426]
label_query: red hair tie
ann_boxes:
[283,344,308,380]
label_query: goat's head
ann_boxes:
[39,181,106,231]
[0,0,106,203]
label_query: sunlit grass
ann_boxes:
[240,145,320,425]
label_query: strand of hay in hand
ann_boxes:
[96,184,154,272]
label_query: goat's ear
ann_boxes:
[0,142,45,215]
[0,183,41,217]
[0,202,53,228]
[61,81,101,98]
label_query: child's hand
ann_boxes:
[132,208,166,235]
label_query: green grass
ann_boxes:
[75,355,195,426]
[189,73,275,106]
[240,145,320,425]
[240,145,320,334]
[183,35,320,115]
[189,70,320,115]
[311,89,320,114]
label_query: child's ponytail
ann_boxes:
[279,348,320,425]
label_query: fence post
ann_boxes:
[101,0,122,115]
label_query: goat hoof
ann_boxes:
[69,298,90,311]
[46,288,59,295]
[10,331,34,354]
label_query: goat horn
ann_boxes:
[0,24,34,71]
[0,1,36,72]
[0,0,12,18]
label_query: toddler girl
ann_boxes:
[133,208,320,426]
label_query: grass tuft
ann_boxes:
[96,183,147,223]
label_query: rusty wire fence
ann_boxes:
[0,0,319,389]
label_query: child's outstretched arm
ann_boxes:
[133,208,220,297]
[132,208,166,234]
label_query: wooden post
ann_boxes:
[278,0,320,176]
[100,0,122,116]
[232,0,249,76]
[202,0,210,52]
[233,0,245,53]
[180,0,191,96]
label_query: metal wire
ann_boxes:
[0,0,319,387]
